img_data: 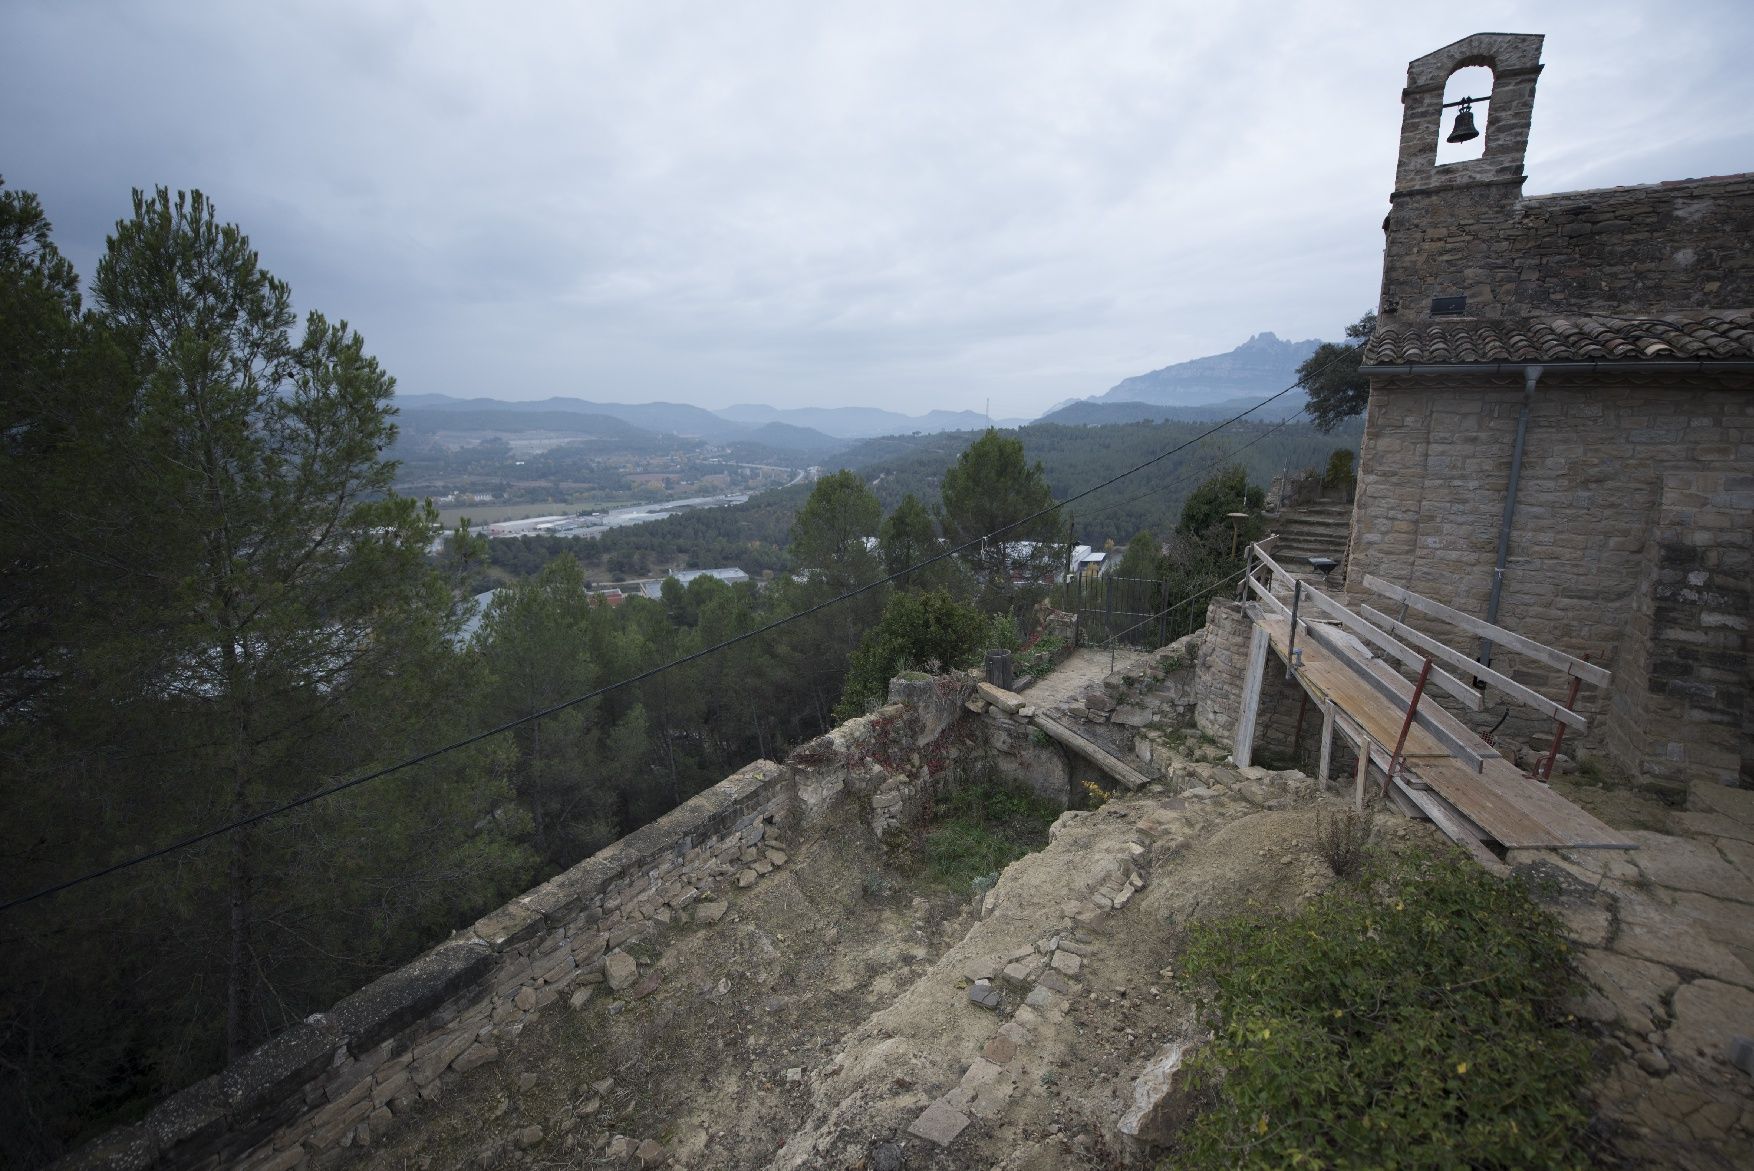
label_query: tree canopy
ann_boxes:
[0,185,530,1163]
[938,429,1062,610]
[790,469,881,593]
[1297,310,1375,432]
[836,589,991,718]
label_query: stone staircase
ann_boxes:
[1267,498,1353,576]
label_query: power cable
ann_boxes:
[1073,405,1311,525]
[1094,565,1251,650]
[0,359,1342,912]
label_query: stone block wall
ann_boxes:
[1380,173,1754,327]
[65,757,792,1171]
[1377,28,1754,329]
[63,680,979,1171]
[1194,599,1254,746]
[1345,371,1753,787]
[982,704,1069,806]
[1605,474,1754,790]
[1251,654,1315,767]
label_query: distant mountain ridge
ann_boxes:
[1086,331,1322,409]
[397,333,1322,445]
[396,395,752,442]
[397,394,1025,442]
[1039,392,1311,427]
[715,403,1024,438]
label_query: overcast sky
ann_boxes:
[5,1,1751,418]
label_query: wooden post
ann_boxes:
[1354,741,1370,811]
[984,650,1013,690]
[1290,690,1304,764]
[1284,579,1303,680]
[1318,703,1335,785]
[1233,622,1269,767]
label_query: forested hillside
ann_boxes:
[487,416,1359,592]
[0,178,1348,1169]
[844,418,1359,547]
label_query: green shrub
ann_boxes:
[1323,448,1356,492]
[1170,851,1592,1170]
[836,589,991,718]
[921,780,1058,892]
[1015,632,1068,679]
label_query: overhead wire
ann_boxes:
[0,353,1350,913]
[1073,404,1312,525]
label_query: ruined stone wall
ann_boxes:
[1193,599,1255,746]
[1605,475,1754,791]
[65,688,976,1171]
[1379,173,1754,325]
[1345,371,1753,787]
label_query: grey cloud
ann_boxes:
[3,0,1750,417]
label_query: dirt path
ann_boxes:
[1020,647,1146,711]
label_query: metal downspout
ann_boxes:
[1480,364,1541,668]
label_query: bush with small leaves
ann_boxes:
[1169,850,1593,1169]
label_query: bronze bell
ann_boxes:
[1447,99,1480,144]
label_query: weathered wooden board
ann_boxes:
[1360,603,1587,732]
[1032,715,1153,791]
[1258,616,1456,764]
[1233,622,1270,767]
[1362,574,1612,688]
[1391,778,1507,871]
[1299,622,1489,771]
[1407,756,1636,850]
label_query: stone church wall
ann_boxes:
[1345,371,1752,788]
[1193,599,1255,746]
[1380,172,1754,326]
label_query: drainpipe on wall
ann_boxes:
[1479,364,1542,669]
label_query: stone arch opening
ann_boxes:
[1436,63,1494,166]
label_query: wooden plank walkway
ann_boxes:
[1257,615,1451,763]
[1252,612,1634,852]
[1408,756,1633,850]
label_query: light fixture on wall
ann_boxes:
[1445,96,1484,144]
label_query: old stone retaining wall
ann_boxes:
[1193,599,1254,747]
[65,682,977,1171]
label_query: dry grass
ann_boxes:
[1312,803,1377,878]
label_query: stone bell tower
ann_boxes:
[1378,33,1544,326]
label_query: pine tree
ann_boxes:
[90,187,454,1058]
[938,429,1061,612]
[1299,311,1375,431]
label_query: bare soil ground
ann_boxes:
[336,646,1753,1171]
[341,754,1448,1170]
[343,800,982,1170]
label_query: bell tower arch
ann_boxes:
[1378,33,1544,324]
[1393,32,1543,196]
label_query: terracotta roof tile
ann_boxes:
[1363,312,1754,366]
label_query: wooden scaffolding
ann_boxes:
[1232,541,1634,865]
